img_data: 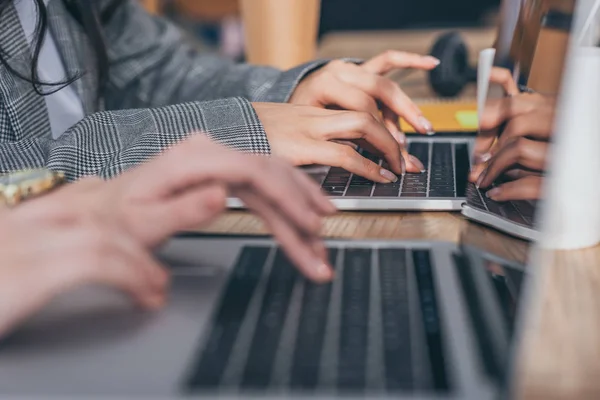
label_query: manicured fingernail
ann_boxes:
[390,129,406,146]
[409,155,425,171]
[479,153,492,163]
[380,168,398,183]
[419,116,435,135]
[486,188,501,200]
[425,56,441,66]
[397,131,407,146]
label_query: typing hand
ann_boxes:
[114,135,336,282]
[254,102,416,184]
[470,98,555,201]
[0,182,175,338]
[0,135,336,338]
[289,51,440,173]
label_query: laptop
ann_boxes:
[460,0,576,241]
[0,235,527,399]
[229,0,554,213]
[462,184,538,241]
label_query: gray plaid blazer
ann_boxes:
[0,0,326,179]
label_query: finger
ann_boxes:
[125,134,216,197]
[240,191,333,283]
[478,139,549,189]
[291,167,337,215]
[320,76,383,123]
[504,168,542,180]
[92,237,170,309]
[332,139,360,150]
[381,105,405,147]
[361,50,440,75]
[381,106,423,173]
[336,64,434,135]
[474,94,545,165]
[316,141,400,183]
[472,129,498,168]
[143,184,228,246]
[493,112,554,151]
[134,136,324,238]
[318,111,404,175]
[479,94,548,131]
[489,67,519,96]
[469,161,488,183]
[484,176,543,202]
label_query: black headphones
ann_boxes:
[428,31,477,98]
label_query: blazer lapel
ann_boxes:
[0,3,51,141]
[47,0,101,115]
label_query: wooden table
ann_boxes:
[195,30,600,399]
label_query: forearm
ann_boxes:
[0,98,269,180]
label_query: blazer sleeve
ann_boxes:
[0,98,269,180]
[103,0,329,110]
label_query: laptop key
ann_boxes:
[241,250,299,389]
[454,143,470,197]
[413,250,450,391]
[186,246,270,391]
[408,142,430,166]
[290,249,338,390]
[345,186,374,197]
[379,249,413,390]
[501,203,528,225]
[338,248,371,391]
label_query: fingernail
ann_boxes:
[425,55,441,66]
[316,262,333,280]
[476,170,487,189]
[390,129,406,147]
[478,153,492,163]
[396,131,407,146]
[486,187,501,200]
[419,116,435,135]
[380,168,399,183]
[409,155,425,172]
[144,295,166,310]
[400,157,407,175]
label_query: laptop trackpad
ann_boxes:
[0,272,228,396]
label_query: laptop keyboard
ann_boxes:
[186,246,450,394]
[466,184,536,228]
[321,141,470,198]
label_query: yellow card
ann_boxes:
[400,101,477,132]
[455,111,479,129]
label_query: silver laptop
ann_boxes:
[305,136,473,211]
[226,135,475,211]
[462,184,538,241]
[460,0,577,242]
[0,235,527,399]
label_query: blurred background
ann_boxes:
[140,0,501,62]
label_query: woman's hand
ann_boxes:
[470,94,556,201]
[472,92,554,167]
[115,135,336,282]
[290,51,440,172]
[0,135,336,338]
[254,103,421,184]
[0,184,176,337]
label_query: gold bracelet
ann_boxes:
[0,169,66,207]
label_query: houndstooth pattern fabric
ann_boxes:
[0,0,328,180]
